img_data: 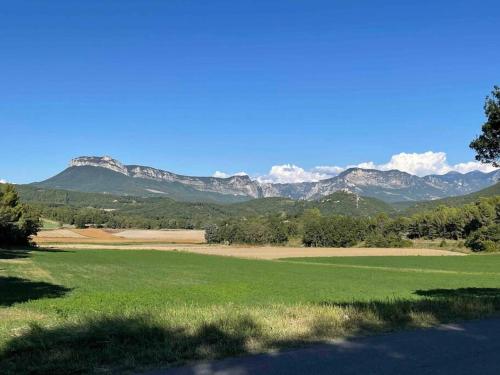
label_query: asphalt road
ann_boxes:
[144,318,500,375]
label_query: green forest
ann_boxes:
[206,196,499,252]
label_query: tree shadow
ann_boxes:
[0,247,71,260]
[317,288,500,334]
[2,288,500,374]
[415,288,500,298]
[0,315,263,374]
[0,276,71,307]
[0,248,31,260]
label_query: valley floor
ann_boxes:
[34,228,465,259]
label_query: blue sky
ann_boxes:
[1,0,499,183]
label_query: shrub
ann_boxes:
[465,224,500,252]
[204,223,220,244]
[365,232,412,248]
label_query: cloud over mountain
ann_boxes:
[356,151,497,176]
[254,151,497,183]
[256,164,335,184]
[212,171,248,178]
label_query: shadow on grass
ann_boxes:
[415,288,500,298]
[317,288,500,333]
[0,247,70,260]
[0,276,71,307]
[1,288,500,374]
[0,248,32,260]
[0,315,263,374]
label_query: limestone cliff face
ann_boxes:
[70,156,129,175]
[67,156,499,202]
[70,156,262,198]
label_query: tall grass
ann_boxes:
[2,294,500,374]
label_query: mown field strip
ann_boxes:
[278,259,500,276]
[37,243,464,259]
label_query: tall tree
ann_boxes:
[0,184,40,247]
[470,86,500,166]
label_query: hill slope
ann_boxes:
[395,182,500,215]
[34,166,250,204]
[227,191,395,217]
[17,185,393,226]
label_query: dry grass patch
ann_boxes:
[35,229,86,239]
[40,243,465,259]
[113,229,206,243]
[34,228,206,245]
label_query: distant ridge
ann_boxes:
[16,185,394,220]
[33,156,500,203]
[395,182,500,215]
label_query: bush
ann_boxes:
[364,232,412,248]
[204,223,220,244]
[465,224,500,252]
[74,214,88,229]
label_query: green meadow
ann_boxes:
[1,248,500,374]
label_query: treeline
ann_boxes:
[407,197,499,252]
[0,184,40,247]
[205,215,296,245]
[29,204,202,230]
[205,210,411,248]
[206,197,500,252]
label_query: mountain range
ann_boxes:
[33,156,500,203]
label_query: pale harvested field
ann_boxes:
[41,243,465,259]
[113,229,205,243]
[34,228,206,244]
[35,229,87,238]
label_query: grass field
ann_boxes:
[1,248,500,374]
[40,218,61,230]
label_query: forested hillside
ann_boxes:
[395,182,500,215]
[16,185,393,229]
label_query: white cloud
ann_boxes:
[310,165,345,175]
[451,161,498,174]
[353,151,498,176]
[213,171,229,178]
[355,161,377,170]
[360,151,451,176]
[253,151,498,183]
[213,171,248,178]
[257,164,342,184]
[0,179,8,184]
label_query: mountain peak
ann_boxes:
[70,156,129,175]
